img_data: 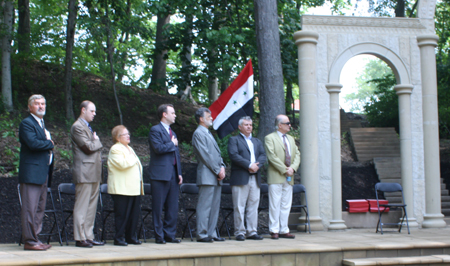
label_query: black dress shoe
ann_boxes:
[114,240,128,246]
[127,239,142,245]
[236,235,245,241]
[197,237,213,242]
[212,237,225,241]
[87,239,105,246]
[164,238,181,243]
[155,239,166,244]
[247,234,264,240]
[76,240,93,248]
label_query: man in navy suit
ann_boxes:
[228,116,266,241]
[148,104,183,244]
[18,94,54,251]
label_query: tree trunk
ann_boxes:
[286,80,295,127]
[254,0,285,140]
[17,0,30,54]
[63,0,77,121]
[395,0,405,17]
[208,76,219,102]
[220,81,228,94]
[179,15,193,94]
[148,13,170,93]
[105,3,122,125]
[1,0,13,112]
[116,0,131,83]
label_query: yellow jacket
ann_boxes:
[264,131,301,185]
[107,143,144,196]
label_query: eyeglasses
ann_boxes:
[120,133,131,137]
[280,122,291,125]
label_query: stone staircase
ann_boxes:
[350,127,450,215]
[349,127,400,161]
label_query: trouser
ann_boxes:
[269,181,293,234]
[73,182,99,241]
[112,194,141,242]
[151,166,179,241]
[196,185,221,239]
[20,181,47,245]
[232,176,260,236]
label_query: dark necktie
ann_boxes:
[169,128,176,165]
[283,134,291,166]
[87,122,93,133]
[41,119,45,129]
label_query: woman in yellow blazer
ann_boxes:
[107,125,144,246]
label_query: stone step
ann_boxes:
[442,195,450,202]
[342,255,450,266]
[358,155,400,161]
[442,190,449,195]
[385,196,402,203]
[441,202,450,208]
[385,191,402,197]
[350,127,397,133]
[354,147,401,152]
[442,208,450,216]
[378,179,402,184]
[376,168,401,175]
[374,157,401,163]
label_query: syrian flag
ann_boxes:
[210,60,254,139]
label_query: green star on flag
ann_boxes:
[233,100,237,104]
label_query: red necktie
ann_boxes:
[169,128,176,165]
[283,134,291,166]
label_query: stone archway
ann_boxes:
[293,4,446,230]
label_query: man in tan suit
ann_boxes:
[71,100,104,248]
[264,114,300,240]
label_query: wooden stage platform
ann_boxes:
[1,227,450,266]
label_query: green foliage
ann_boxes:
[343,58,393,113]
[363,73,399,131]
[180,141,195,161]
[215,134,231,166]
[134,123,153,137]
[57,147,72,161]
[0,112,22,175]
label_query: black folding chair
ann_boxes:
[99,183,115,242]
[289,184,311,234]
[257,183,269,234]
[17,184,63,246]
[180,183,199,241]
[219,183,233,239]
[375,182,410,234]
[139,183,153,242]
[57,183,76,245]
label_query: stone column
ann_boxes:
[294,30,323,231]
[394,84,419,228]
[417,35,446,228]
[326,84,347,231]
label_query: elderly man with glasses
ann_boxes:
[264,114,301,240]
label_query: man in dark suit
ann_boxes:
[228,116,266,241]
[18,94,54,251]
[192,107,226,243]
[148,104,183,244]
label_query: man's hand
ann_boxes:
[93,132,99,140]
[178,175,183,185]
[249,162,260,173]
[285,167,294,177]
[171,135,178,146]
[218,166,226,180]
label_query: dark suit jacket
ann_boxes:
[148,123,182,181]
[228,134,267,187]
[18,115,54,185]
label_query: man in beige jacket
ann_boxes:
[264,114,300,240]
[71,101,104,248]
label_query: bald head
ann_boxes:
[275,114,291,134]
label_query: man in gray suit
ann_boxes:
[228,116,266,241]
[71,100,104,248]
[192,107,226,243]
